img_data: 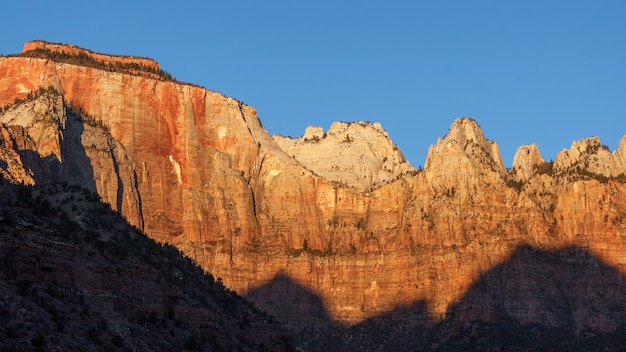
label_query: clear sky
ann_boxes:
[2,1,625,167]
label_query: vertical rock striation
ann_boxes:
[1,41,626,340]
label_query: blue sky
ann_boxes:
[2,1,625,167]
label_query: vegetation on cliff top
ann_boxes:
[16,47,176,81]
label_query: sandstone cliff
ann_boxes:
[273,121,415,191]
[1,41,626,349]
[511,143,545,182]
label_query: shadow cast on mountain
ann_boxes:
[248,245,626,351]
[16,106,98,192]
[432,244,626,351]
[244,271,335,330]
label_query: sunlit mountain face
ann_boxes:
[1,41,626,351]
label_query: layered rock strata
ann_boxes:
[1,41,626,335]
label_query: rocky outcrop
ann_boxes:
[1,42,626,348]
[426,117,505,173]
[423,117,506,200]
[273,121,415,191]
[554,136,626,178]
[0,88,144,227]
[512,143,545,182]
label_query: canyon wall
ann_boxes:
[1,41,626,333]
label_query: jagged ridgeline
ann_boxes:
[1,41,626,351]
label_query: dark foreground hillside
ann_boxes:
[0,179,293,351]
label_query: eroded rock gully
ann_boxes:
[1,41,626,340]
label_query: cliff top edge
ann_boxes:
[20,40,160,71]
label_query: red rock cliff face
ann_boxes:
[1,42,626,331]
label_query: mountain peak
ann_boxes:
[272,121,415,191]
[554,136,626,177]
[512,143,545,181]
[2,41,626,350]
[425,117,505,176]
[444,117,487,150]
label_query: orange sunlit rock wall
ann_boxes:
[1,42,625,329]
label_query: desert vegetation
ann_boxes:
[17,47,175,81]
[0,179,292,351]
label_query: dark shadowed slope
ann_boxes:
[246,246,626,351]
[0,180,293,351]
